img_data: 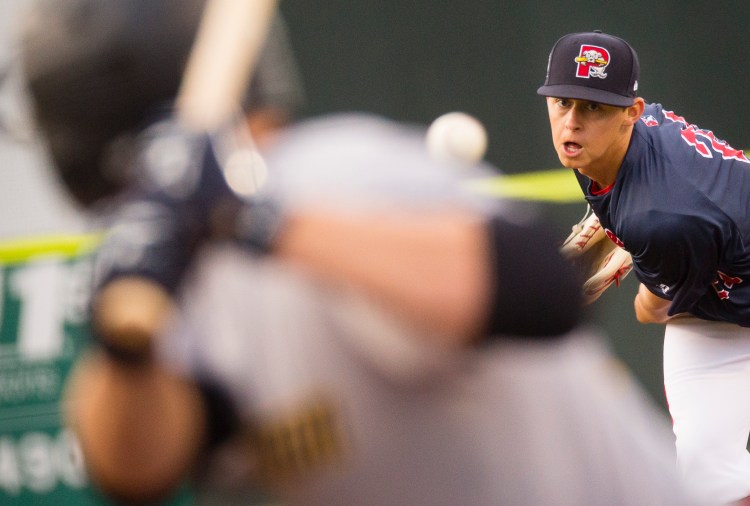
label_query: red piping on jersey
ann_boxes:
[591,181,615,195]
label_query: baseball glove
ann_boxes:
[560,207,633,305]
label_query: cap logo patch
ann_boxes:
[574,45,610,79]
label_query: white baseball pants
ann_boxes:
[664,316,750,504]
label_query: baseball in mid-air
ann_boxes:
[425,111,488,165]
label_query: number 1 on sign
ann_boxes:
[7,259,67,361]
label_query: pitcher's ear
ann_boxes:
[626,98,646,124]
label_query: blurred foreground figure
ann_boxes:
[67,114,695,505]
[19,1,696,504]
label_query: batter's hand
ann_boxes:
[560,207,633,304]
[93,115,286,362]
[92,117,246,362]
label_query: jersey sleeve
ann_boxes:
[633,211,722,316]
[641,102,665,125]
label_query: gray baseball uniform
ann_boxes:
[164,244,694,506]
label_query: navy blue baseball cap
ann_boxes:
[537,30,640,107]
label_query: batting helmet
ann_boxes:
[19,0,304,208]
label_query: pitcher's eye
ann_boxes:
[586,102,601,112]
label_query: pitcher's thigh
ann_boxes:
[663,317,750,503]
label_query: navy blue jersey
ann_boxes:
[576,102,750,326]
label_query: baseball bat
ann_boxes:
[177,0,279,131]
[95,0,280,356]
